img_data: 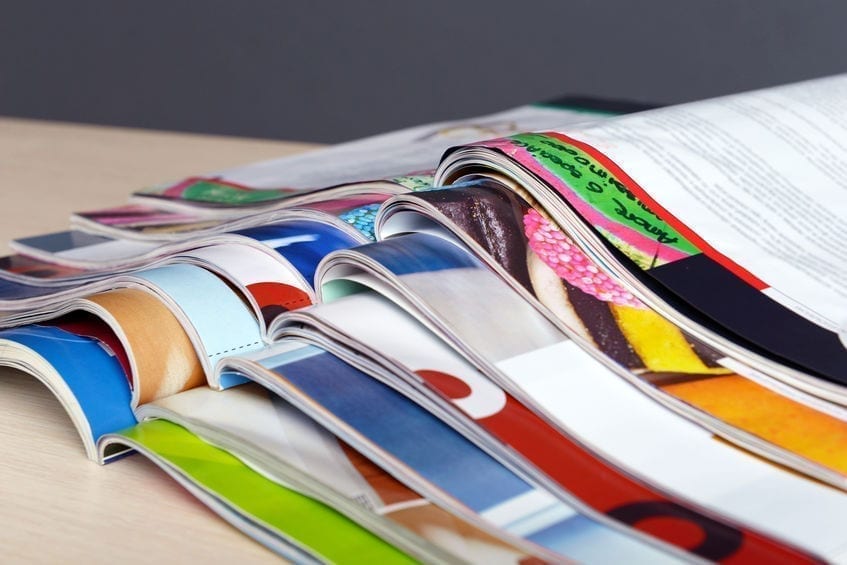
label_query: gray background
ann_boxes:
[1,1,845,143]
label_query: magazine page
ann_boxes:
[315,232,847,490]
[376,184,847,415]
[83,289,205,406]
[70,189,393,242]
[131,178,403,215]
[0,254,89,285]
[178,243,315,329]
[0,248,185,288]
[0,219,361,321]
[7,228,213,269]
[214,191,392,242]
[0,240,291,318]
[562,75,847,330]
[222,342,686,563]
[275,290,837,560]
[72,203,219,235]
[434,76,847,398]
[6,215,364,289]
[131,264,264,385]
[72,204,222,241]
[235,220,365,287]
[53,313,133,382]
[0,324,134,461]
[291,192,406,242]
[11,230,162,267]
[498,130,847,395]
[0,269,160,316]
[376,182,541,293]
[140,384,534,564]
[98,419,413,564]
[0,273,85,309]
[9,219,357,285]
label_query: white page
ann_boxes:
[496,340,847,560]
[565,74,847,331]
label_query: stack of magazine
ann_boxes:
[3,73,847,563]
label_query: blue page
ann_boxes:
[232,344,675,563]
[0,325,135,455]
[239,220,362,286]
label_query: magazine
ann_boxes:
[276,287,842,560]
[0,324,135,461]
[433,74,847,405]
[219,340,688,563]
[376,182,847,422]
[4,82,847,562]
[69,190,399,243]
[99,419,414,564]
[8,212,365,274]
[0,216,371,323]
[315,232,847,490]
[137,384,541,564]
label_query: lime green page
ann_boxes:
[115,420,414,564]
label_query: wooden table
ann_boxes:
[0,117,318,563]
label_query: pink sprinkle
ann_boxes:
[523,209,644,309]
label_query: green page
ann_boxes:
[111,420,415,564]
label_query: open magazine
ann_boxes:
[69,104,594,240]
[371,185,847,481]
[434,75,847,404]
[1,81,846,562]
[303,234,844,560]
